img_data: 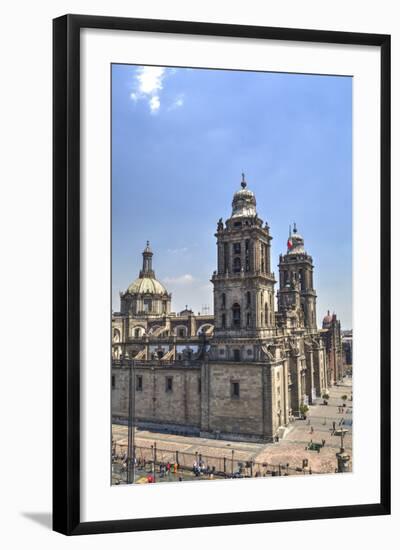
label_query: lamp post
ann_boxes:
[336,427,350,473]
[127,360,136,484]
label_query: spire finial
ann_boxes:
[293,222,297,234]
[241,172,247,189]
[146,240,150,247]
[289,224,292,237]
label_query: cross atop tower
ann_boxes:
[241,172,247,189]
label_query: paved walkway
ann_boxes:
[112,377,352,476]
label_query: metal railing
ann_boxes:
[112,441,318,484]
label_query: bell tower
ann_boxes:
[277,224,317,330]
[211,175,276,351]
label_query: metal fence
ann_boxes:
[112,441,316,483]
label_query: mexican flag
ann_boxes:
[287,237,293,250]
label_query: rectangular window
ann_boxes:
[198,378,201,394]
[231,381,240,398]
[143,298,152,312]
[136,375,143,392]
[166,376,173,393]
[111,375,115,389]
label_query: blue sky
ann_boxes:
[112,64,352,329]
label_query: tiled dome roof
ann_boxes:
[127,276,167,295]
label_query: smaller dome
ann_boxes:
[287,223,306,254]
[127,277,167,295]
[323,310,332,326]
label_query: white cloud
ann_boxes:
[149,95,161,113]
[129,66,184,114]
[168,95,184,111]
[137,66,165,95]
[163,274,195,285]
[166,247,188,254]
[129,66,166,113]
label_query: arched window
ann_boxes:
[232,303,241,328]
[134,328,141,338]
[246,312,251,327]
[233,257,241,273]
[265,303,269,325]
[246,291,251,307]
[143,298,152,312]
[113,329,120,342]
[221,293,226,309]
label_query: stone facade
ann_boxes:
[112,175,344,442]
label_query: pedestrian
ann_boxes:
[310,426,314,434]
[322,439,326,447]
[166,462,171,475]
[333,421,336,431]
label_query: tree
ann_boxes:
[322,393,330,406]
[299,403,309,419]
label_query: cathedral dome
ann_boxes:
[120,242,172,317]
[231,173,257,218]
[127,276,167,296]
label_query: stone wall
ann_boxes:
[112,364,202,430]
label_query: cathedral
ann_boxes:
[111,176,343,442]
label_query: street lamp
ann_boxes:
[127,359,136,484]
[335,427,350,473]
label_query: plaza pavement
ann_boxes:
[112,377,352,476]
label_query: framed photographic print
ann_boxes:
[53,14,391,535]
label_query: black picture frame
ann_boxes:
[53,14,391,535]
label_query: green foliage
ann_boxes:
[322,393,330,400]
[341,394,348,402]
[299,403,309,416]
